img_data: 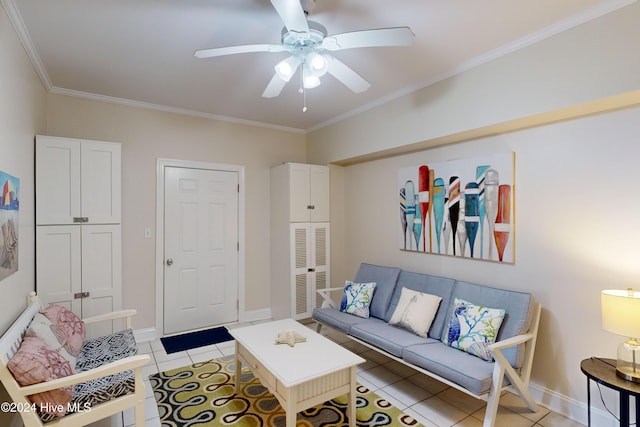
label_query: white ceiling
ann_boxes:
[5,0,631,132]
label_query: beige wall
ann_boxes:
[323,106,640,412]
[0,5,46,331]
[0,4,46,424]
[307,1,640,164]
[45,94,306,330]
[305,2,640,423]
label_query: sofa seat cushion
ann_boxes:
[38,370,135,424]
[403,343,503,395]
[353,263,401,320]
[312,307,369,334]
[350,318,435,358]
[76,329,137,372]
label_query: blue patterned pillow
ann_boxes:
[340,281,377,318]
[443,298,505,361]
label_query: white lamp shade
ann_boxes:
[275,56,301,82]
[601,289,640,338]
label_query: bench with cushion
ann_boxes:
[0,292,149,427]
[313,263,541,427]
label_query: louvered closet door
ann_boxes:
[291,224,311,319]
[290,223,330,319]
[311,223,330,309]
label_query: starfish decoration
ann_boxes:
[274,330,307,347]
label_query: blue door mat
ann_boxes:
[161,326,234,354]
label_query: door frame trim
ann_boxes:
[155,158,246,337]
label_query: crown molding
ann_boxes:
[307,0,637,133]
[49,86,306,134]
[2,0,52,90]
[3,0,635,135]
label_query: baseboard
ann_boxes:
[139,308,272,342]
[530,381,618,426]
[241,308,272,323]
[133,327,158,343]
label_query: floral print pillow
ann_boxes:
[41,304,86,356]
[339,281,377,318]
[443,298,505,362]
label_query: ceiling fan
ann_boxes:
[194,0,414,102]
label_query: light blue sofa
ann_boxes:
[312,263,541,427]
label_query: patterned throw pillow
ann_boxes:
[26,313,77,366]
[442,298,506,362]
[7,336,75,417]
[388,287,442,337]
[339,281,377,318]
[41,304,86,356]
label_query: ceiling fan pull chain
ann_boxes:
[299,67,308,112]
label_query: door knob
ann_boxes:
[166,258,173,266]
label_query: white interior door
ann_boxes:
[163,167,239,334]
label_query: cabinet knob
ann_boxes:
[74,292,90,299]
[307,205,315,210]
[73,217,89,223]
[166,258,174,266]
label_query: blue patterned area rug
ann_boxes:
[150,356,423,426]
[161,326,234,354]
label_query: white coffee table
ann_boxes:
[228,318,365,427]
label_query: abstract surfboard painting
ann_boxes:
[0,170,19,280]
[398,152,514,263]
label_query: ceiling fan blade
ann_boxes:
[262,73,289,98]
[327,56,371,93]
[270,0,309,34]
[322,27,414,51]
[194,44,286,59]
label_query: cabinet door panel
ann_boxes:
[81,225,123,337]
[81,141,121,224]
[36,226,82,313]
[289,164,311,222]
[35,137,81,225]
[309,166,330,222]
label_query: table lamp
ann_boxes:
[601,289,640,382]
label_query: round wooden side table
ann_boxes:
[581,357,640,426]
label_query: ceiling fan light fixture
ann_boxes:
[307,52,328,75]
[302,70,321,89]
[275,56,300,81]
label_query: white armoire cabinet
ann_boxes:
[35,135,122,338]
[271,163,330,320]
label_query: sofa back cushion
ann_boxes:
[384,271,455,339]
[353,263,401,320]
[441,281,533,368]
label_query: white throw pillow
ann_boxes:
[389,287,442,337]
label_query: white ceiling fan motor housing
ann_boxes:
[300,0,317,15]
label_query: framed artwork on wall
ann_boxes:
[0,171,19,280]
[398,152,514,263]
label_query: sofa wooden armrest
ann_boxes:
[18,355,150,395]
[82,309,138,330]
[316,286,345,309]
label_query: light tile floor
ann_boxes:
[88,320,584,427]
